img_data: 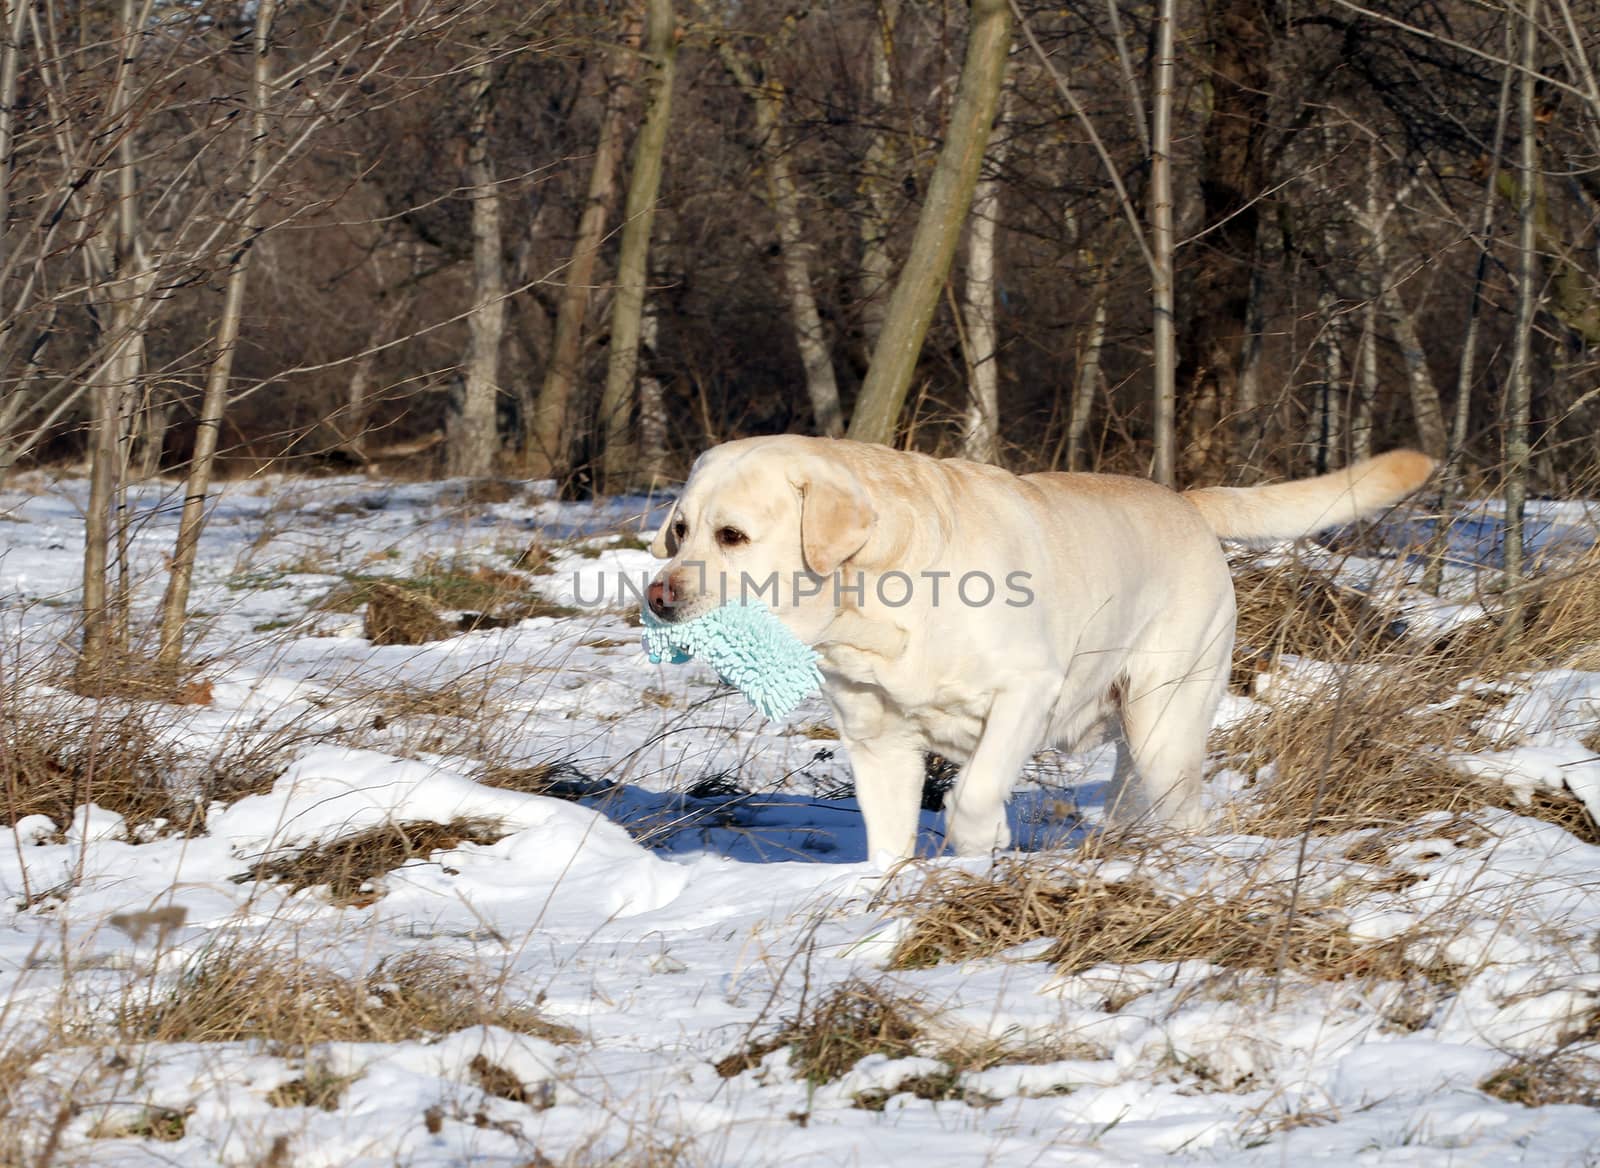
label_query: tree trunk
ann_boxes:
[1381,284,1447,459]
[1423,22,1516,594]
[1503,0,1539,640]
[1307,288,1346,472]
[601,0,677,493]
[717,39,844,440]
[848,0,1011,446]
[1351,298,1377,463]
[1233,215,1271,476]
[1150,0,1178,486]
[74,363,122,692]
[1349,141,1381,465]
[345,288,414,459]
[154,0,276,676]
[0,0,25,281]
[1066,268,1110,472]
[1177,0,1277,484]
[74,0,151,693]
[856,0,902,355]
[526,36,639,479]
[134,384,171,479]
[448,56,505,479]
[636,295,669,488]
[959,86,1011,463]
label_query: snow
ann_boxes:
[1,470,1598,1166]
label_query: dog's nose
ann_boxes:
[647,575,675,618]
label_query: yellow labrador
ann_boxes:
[647,437,1433,863]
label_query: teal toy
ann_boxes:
[641,602,823,719]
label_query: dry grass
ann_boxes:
[884,858,1455,987]
[1481,1041,1600,1108]
[234,816,509,905]
[785,978,925,1085]
[478,761,605,802]
[460,478,528,506]
[90,1106,188,1141]
[349,562,581,644]
[1520,542,1600,665]
[54,645,215,704]
[1230,556,1404,680]
[0,1036,47,1164]
[0,682,302,841]
[1222,553,1600,842]
[0,699,295,838]
[267,1064,360,1111]
[1222,659,1514,836]
[111,949,580,1047]
[367,680,497,723]
[715,977,1075,1111]
[1,704,188,835]
[364,583,454,645]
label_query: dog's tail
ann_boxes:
[1183,450,1436,542]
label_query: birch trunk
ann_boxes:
[1066,270,1110,472]
[1351,298,1377,463]
[447,56,505,479]
[526,38,638,479]
[1307,290,1346,472]
[1381,284,1447,459]
[1503,0,1540,639]
[154,0,276,675]
[1349,145,1380,464]
[636,297,668,488]
[848,0,1011,446]
[601,0,677,492]
[959,86,1011,463]
[1149,0,1177,486]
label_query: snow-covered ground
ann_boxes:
[1,470,1597,1166]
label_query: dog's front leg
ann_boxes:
[843,735,924,866]
[945,687,1055,857]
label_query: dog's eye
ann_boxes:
[672,518,687,541]
[716,526,748,548]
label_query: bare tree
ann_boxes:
[154,0,280,675]
[601,0,678,492]
[1066,261,1111,472]
[447,55,506,479]
[856,0,903,355]
[74,0,155,692]
[1424,23,1516,594]
[1178,0,1278,480]
[848,0,1012,446]
[960,85,1012,462]
[1149,0,1177,486]
[527,29,640,479]
[716,30,844,440]
[1503,0,1540,638]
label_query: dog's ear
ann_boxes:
[795,468,875,575]
[649,507,679,559]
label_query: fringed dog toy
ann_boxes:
[641,602,823,720]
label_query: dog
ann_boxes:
[646,437,1434,864]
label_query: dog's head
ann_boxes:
[646,438,877,640]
